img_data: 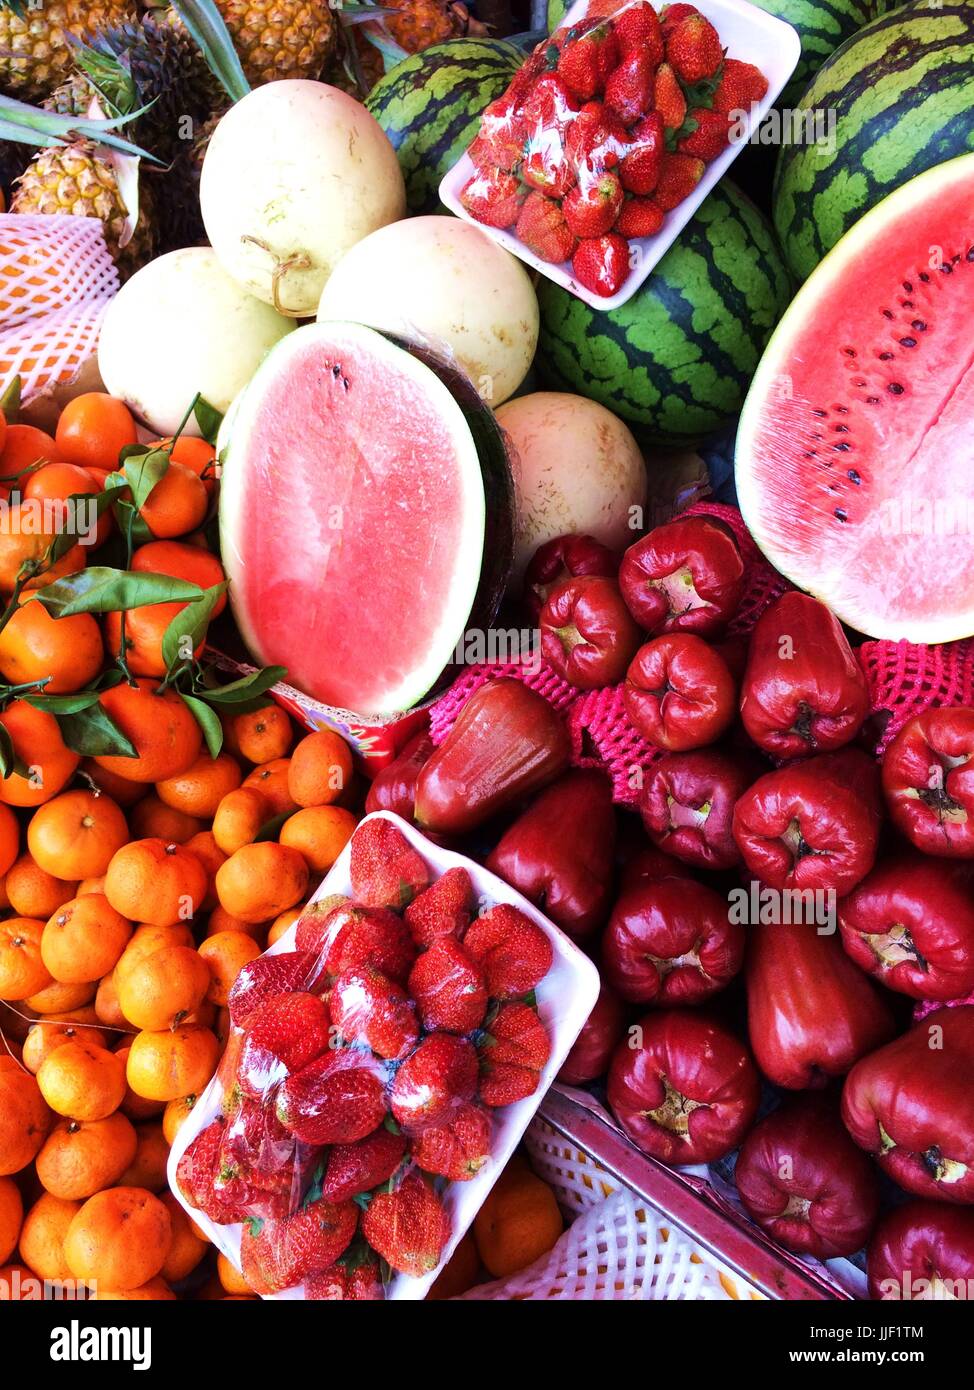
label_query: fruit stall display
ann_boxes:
[0,0,973,1308]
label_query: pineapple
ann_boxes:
[0,1,135,102]
[160,1,338,86]
[380,0,486,54]
[10,140,156,278]
[42,74,97,118]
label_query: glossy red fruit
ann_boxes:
[572,232,631,297]
[881,707,974,858]
[477,1001,550,1107]
[241,1196,358,1294]
[867,1201,974,1300]
[623,634,736,751]
[227,950,320,1028]
[275,1050,387,1145]
[557,984,628,1085]
[640,748,757,871]
[237,991,332,1098]
[361,1172,450,1278]
[350,818,429,910]
[390,1034,477,1133]
[539,575,642,689]
[411,1100,492,1180]
[330,967,419,1059]
[522,533,619,623]
[619,515,744,636]
[299,900,415,984]
[404,867,474,949]
[364,732,434,821]
[407,938,488,1035]
[322,1127,407,1203]
[463,904,553,999]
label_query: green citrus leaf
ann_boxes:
[53,703,137,758]
[161,582,228,674]
[179,692,224,758]
[193,396,223,445]
[193,666,287,706]
[34,567,203,618]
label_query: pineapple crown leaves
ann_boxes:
[168,0,250,105]
[0,94,160,162]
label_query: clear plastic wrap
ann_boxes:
[168,811,599,1300]
[439,0,799,307]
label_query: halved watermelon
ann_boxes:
[219,322,514,716]
[737,153,974,642]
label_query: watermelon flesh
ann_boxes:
[220,322,514,716]
[737,153,974,642]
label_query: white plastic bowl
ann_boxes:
[439,0,801,310]
[167,810,602,1300]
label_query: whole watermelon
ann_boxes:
[747,0,901,105]
[366,38,522,215]
[775,0,974,280]
[536,183,792,448]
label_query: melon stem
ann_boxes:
[239,235,312,318]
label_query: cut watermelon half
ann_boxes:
[737,153,974,642]
[219,322,514,716]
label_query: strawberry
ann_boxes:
[237,991,331,1099]
[516,191,577,264]
[227,950,320,1029]
[604,50,655,126]
[475,92,526,170]
[276,1049,387,1145]
[305,1247,385,1300]
[330,967,418,1060]
[460,166,521,230]
[411,1100,492,1181]
[660,3,699,32]
[573,231,633,296]
[520,73,581,136]
[653,61,687,130]
[218,1094,310,1197]
[404,866,474,949]
[349,819,429,910]
[241,1195,358,1294]
[615,196,665,238]
[407,937,488,1034]
[677,106,731,160]
[619,110,663,194]
[654,150,705,210]
[665,13,723,83]
[613,2,664,64]
[477,1001,551,1107]
[321,1124,407,1203]
[563,169,624,238]
[462,904,554,999]
[176,1120,288,1224]
[566,103,631,174]
[304,900,415,985]
[390,1033,477,1133]
[711,58,769,115]
[557,23,619,101]
[522,129,577,198]
[361,1172,450,1278]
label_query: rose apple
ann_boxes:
[539,576,642,689]
[842,1006,974,1203]
[607,1009,760,1164]
[882,707,974,857]
[364,730,434,820]
[868,1200,974,1300]
[623,634,736,752]
[619,516,744,636]
[734,1096,879,1259]
[523,532,619,622]
[557,983,628,1085]
[640,747,757,870]
[485,769,616,939]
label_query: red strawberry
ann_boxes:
[462,904,554,999]
[411,1100,491,1181]
[573,229,632,296]
[461,169,523,229]
[241,1195,358,1294]
[361,1172,450,1278]
[678,106,731,159]
[711,58,769,115]
[665,13,723,83]
[176,1120,287,1224]
[404,866,474,949]
[604,50,655,126]
[390,1033,477,1133]
[330,967,418,1060]
[407,938,488,1034]
[522,129,577,198]
[304,901,415,985]
[660,3,699,32]
[475,92,526,170]
[520,73,581,135]
[619,110,663,194]
[218,1094,310,1197]
[557,23,619,101]
[616,196,665,238]
[276,1049,387,1146]
[654,61,687,130]
[654,151,705,210]
[237,991,331,1098]
[566,103,630,174]
[516,191,577,264]
[349,819,429,911]
[613,2,664,64]
[227,950,320,1029]
[477,1001,551,1107]
[321,1125,407,1203]
[305,1248,385,1300]
[563,169,624,238]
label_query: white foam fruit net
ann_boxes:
[0,214,118,399]
[457,1117,741,1301]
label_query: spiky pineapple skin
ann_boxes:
[0,1,135,101]
[382,0,483,55]
[165,1,337,85]
[10,141,156,278]
[42,75,96,118]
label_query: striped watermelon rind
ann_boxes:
[535,183,793,447]
[365,38,523,216]
[774,0,974,281]
[746,0,898,106]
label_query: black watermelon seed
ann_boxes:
[836,405,849,414]
[848,470,862,485]
[900,337,917,347]
[920,271,930,282]
[879,351,894,360]
[867,396,880,404]
[903,281,913,292]
[882,309,893,319]
[912,320,926,331]
[888,383,905,395]
[813,408,827,416]
[835,508,848,522]
[843,348,857,357]
[834,441,851,451]
[967,247,974,260]
[835,423,850,432]
[941,263,953,275]
[902,300,913,308]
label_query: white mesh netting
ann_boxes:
[0,214,118,399]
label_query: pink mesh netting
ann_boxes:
[858,637,974,755]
